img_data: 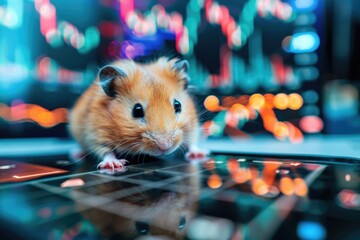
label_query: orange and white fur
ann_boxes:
[69,57,208,170]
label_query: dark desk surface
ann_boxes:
[0,153,359,240]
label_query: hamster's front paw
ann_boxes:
[97,153,128,173]
[185,146,210,161]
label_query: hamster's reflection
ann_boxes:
[74,164,200,240]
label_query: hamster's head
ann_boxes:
[97,57,198,157]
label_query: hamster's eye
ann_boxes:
[174,99,181,113]
[132,103,145,118]
[179,216,186,230]
[135,221,149,235]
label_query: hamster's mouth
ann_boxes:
[151,146,178,156]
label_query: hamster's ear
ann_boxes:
[173,60,189,73]
[173,60,190,89]
[98,65,127,97]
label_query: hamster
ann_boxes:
[69,57,208,170]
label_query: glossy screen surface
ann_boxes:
[0,154,359,239]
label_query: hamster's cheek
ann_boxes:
[173,128,184,145]
[177,110,196,129]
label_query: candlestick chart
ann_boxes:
[0,0,323,140]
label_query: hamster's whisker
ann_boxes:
[180,114,200,126]
[113,137,142,150]
[111,139,132,149]
[117,142,131,159]
[136,145,148,165]
[176,144,183,154]
[181,137,194,147]
[135,146,146,165]
[73,143,112,164]
[178,144,187,156]
[140,146,147,164]
[122,142,140,161]
[196,108,211,117]
[128,143,141,164]
[86,139,132,165]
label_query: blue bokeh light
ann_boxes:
[292,0,318,11]
[297,221,326,240]
[287,32,320,53]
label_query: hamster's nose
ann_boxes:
[155,139,173,151]
[147,132,175,152]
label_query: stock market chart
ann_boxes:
[0,0,323,140]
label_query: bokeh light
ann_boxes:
[207,174,223,189]
[337,189,360,209]
[252,178,268,196]
[0,102,68,128]
[288,93,303,110]
[274,93,289,110]
[297,221,326,240]
[249,93,265,110]
[230,104,250,120]
[280,177,295,195]
[204,95,220,112]
[284,31,320,53]
[299,115,324,133]
[294,178,308,196]
[232,168,251,184]
[273,122,290,140]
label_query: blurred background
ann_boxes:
[0,0,359,141]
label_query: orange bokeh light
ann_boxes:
[28,105,43,121]
[207,174,222,189]
[279,177,295,195]
[273,122,289,140]
[249,93,265,110]
[288,93,303,110]
[53,108,68,122]
[274,93,289,110]
[232,168,250,184]
[37,111,56,127]
[263,162,279,186]
[252,178,268,196]
[285,122,304,143]
[0,103,68,128]
[294,178,308,197]
[230,103,250,120]
[204,95,220,112]
[264,93,275,108]
[260,108,278,132]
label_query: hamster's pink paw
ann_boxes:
[185,146,210,161]
[97,153,128,172]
